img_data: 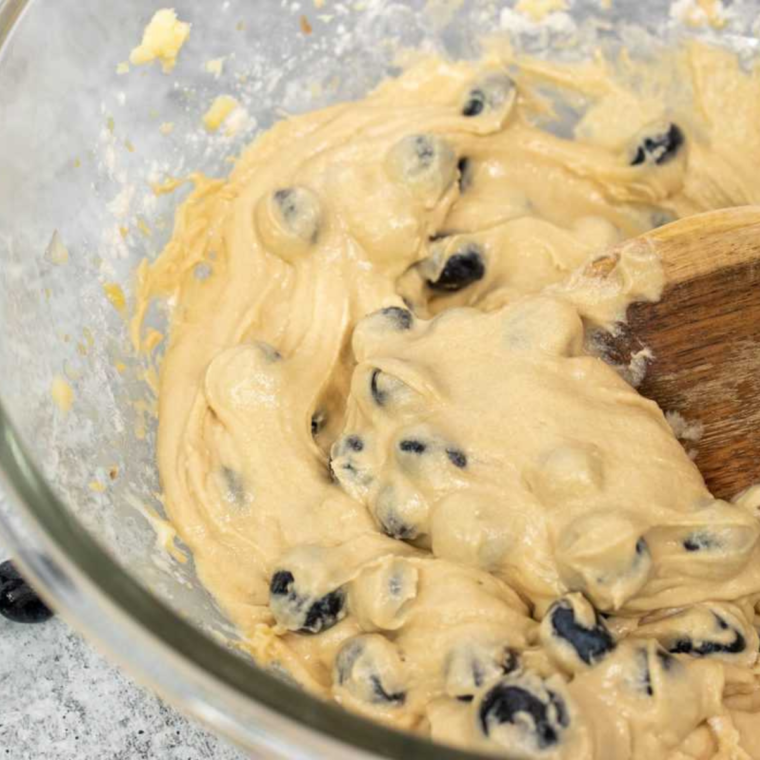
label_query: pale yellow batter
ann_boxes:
[134,42,760,758]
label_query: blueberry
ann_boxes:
[462,92,486,117]
[252,342,282,362]
[272,187,321,243]
[221,467,248,505]
[270,570,294,596]
[428,243,485,292]
[637,647,654,696]
[370,368,386,406]
[311,410,326,437]
[303,590,347,633]
[345,436,364,453]
[445,643,521,702]
[669,614,746,657]
[385,134,457,201]
[458,157,473,192]
[369,675,406,704]
[478,677,569,750]
[638,604,752,662]
[683,532,720,552]
[656,649,677,671]
[269,570,346,634]
[379,306,414,330]
[373,482,427,541]
[461,73,516,118]
[556,514,652,611]
[330,434,375,497]
[546,597,615,666]
[446,448,467,469]
[377,509,418,541]
[630,123,684,166]
[399,439,426,454]
[0,560,54,624]
[333,635,407,707]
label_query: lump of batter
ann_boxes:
[134,41,760,758]
[129,8,190,73]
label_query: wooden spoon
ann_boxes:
[594,206,760,500]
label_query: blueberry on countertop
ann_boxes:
[428,244,486,293]
[0,560,54,624]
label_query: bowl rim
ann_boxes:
[0,2,494,758]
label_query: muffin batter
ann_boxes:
[134,42,760,758]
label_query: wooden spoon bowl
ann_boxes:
[597,206,760,500]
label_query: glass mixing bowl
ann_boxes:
[0,0,757,757]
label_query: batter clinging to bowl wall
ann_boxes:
[134,40,760,758]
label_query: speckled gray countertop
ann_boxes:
[0,526,247,759]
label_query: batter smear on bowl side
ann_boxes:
[134,43,760,757]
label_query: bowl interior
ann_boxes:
[0,0,756,756]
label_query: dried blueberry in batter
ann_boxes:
[547,597,615,666]
[446,448,467,469]
[656,649,677,671]
[377,509,419,541]
[334,635,407,706]
[0,560,54,624]
[668,613,746,657]
[461,73,516,118]
[386,134,457,201]
[458,157,473,192]
[269,570,347,634]
[462,91,486,117]
[428,243,485,292]
[370,368,386,406]
[683,531,720,552]
[345,436,364,452]
[373,481,428,541]
[367,368,419,411]
[446,643,521,702]
[478,676,569,750]
[379,306,414,330]
[303,590,347,633]
[399,439,426,454]
[630,123,685,166]
[272,187,321,243]
[311,410,326,437]
[270,570,294,596]
[637,648,655,696]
